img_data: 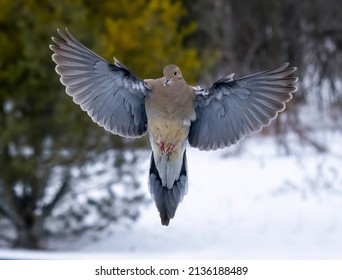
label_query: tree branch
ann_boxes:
[41,173,70,219]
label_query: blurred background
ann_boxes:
[0,0,341,258]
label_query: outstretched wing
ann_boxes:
[189,63,298,150]
[50,29,148,138]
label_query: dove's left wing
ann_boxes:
[189,63,298,150]
[50,29,148,138]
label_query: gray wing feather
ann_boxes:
[50,29,148,138]
[189,63,298,150]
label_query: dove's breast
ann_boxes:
[145,82,196,150]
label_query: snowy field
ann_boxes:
[0,131,341,260]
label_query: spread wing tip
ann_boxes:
[49,28,148,138]
[190,62,299,151]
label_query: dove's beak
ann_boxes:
[163,77,171,87]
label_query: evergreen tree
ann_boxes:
[0,0,202,249]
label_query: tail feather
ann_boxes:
[148,151,188,226]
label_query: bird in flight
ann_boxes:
[50,29,298,226]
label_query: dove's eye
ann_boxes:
[174,71,177,75]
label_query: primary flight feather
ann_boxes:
[50,29,298,226]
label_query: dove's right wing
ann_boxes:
[50,29,148,138]
[189,63,298,150]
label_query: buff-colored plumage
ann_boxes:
[50,29,298,226]
[145,65,196,190]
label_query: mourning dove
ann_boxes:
[50,29,298,226]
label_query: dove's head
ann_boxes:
[163,64,183,86]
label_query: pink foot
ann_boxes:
[157,142,175,158]
[158,142,165,151]
[165,144,175,153]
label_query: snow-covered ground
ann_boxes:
[1,130,341,260]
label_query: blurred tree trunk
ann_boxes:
[14,226,40,249]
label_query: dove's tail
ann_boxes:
[148,150,188,226]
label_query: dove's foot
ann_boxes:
[157,142,175,159]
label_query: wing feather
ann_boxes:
[189,63,298,150]
[50,29,148,138]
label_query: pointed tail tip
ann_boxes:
[161,217,170,226]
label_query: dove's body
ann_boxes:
[145,76,196,189]
[50,29,298,226]
[143,74,196,225]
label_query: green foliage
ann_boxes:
[0,0,202,248]
[101,0,201,83]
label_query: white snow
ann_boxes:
[1,131,341,260]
